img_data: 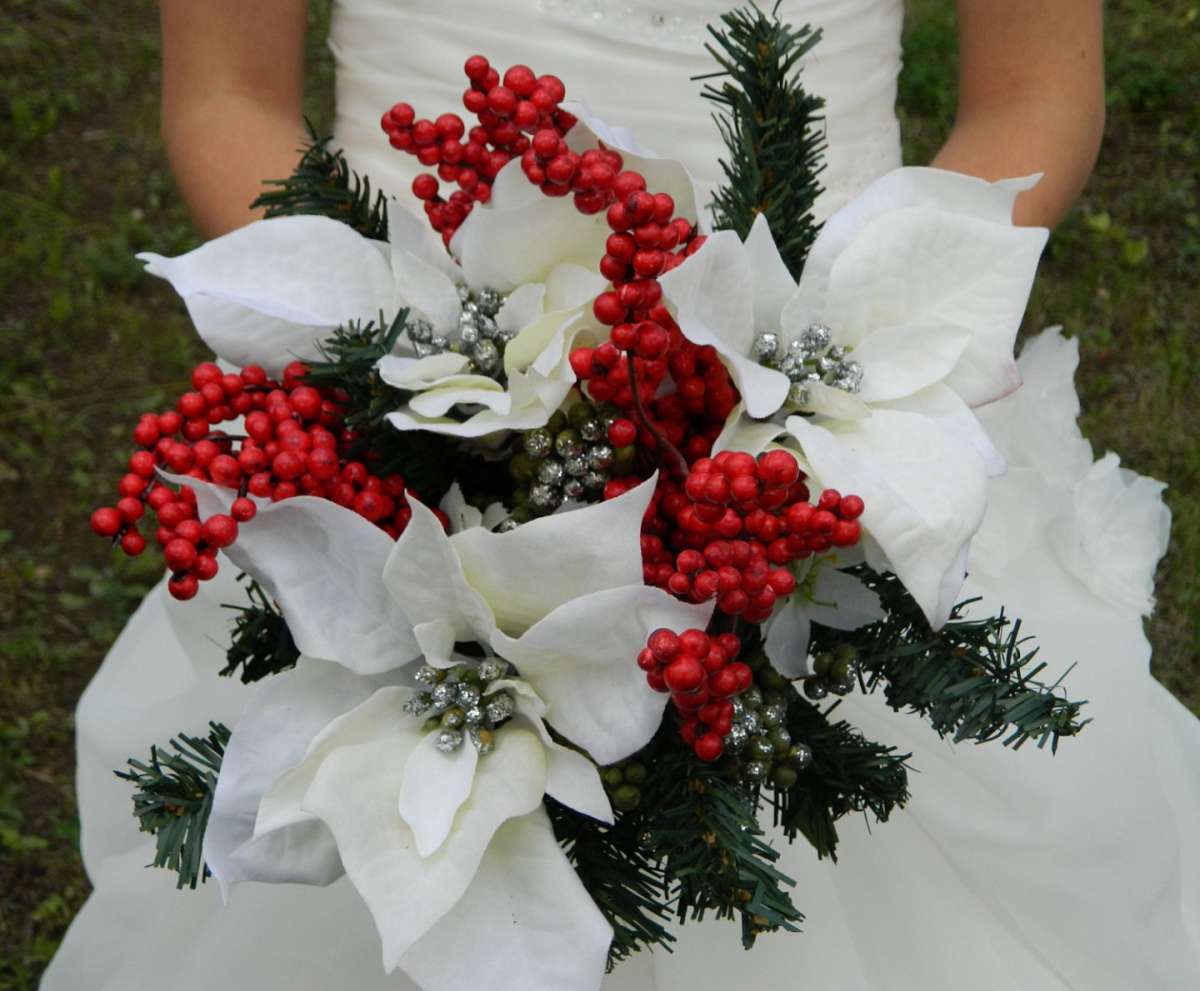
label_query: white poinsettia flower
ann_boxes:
[662,168,1049,627]
[198,476,709,989]
[763,555,885,677]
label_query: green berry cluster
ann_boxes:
[600,759,649,812]
[801,644,859,701]
[728,651,813,788]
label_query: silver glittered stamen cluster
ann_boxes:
[407,285,513,377]
[725,683,813,789]
[752,323,864,409]
[404,657,517,756]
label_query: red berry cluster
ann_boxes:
[616,449,865,624]
[380,57,574,243]
[92,360,442,600]
[637,627,752,762]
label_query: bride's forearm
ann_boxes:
[936,0,1105,229]
[158,0,308,238]
[932,98,1104,229]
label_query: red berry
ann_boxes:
[167,573,199,601]
[90,507,122,537]
[693,732,723,762]
[648,628,680,661]
[192,553,220,581]
[202,514,238,549]
[164,538,198,571]
[663,656,705,693]
[839,494,865,520]
[120,529,146,556]
[230,497,257,522]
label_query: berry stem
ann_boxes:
[626,350,688,478]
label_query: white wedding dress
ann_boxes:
[43,1,1200,988]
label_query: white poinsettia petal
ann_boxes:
[543,263,609,313]
[383,496,496,642]
[439,482,482,533]
[712,404,786,457]
[450,474,657,636]
[849,322,972,404]
[387,199,463,282]
[206,657,387,892]
[452,162,605,291]
[805,565,887,631]
[496,283,547,337]
[744,212,797,332]
[514,704,613,824]
[390,248,462,333]
[407,379,512,418]
[880,382,1006,477]
[303,723,548,971]
[413,619,459,670]
[786,168,1041,331]
[491,584,712,765]
[385,403,551,438]
[764,599,814,678]
[398,729,480,857]
[399,809,611,991]
[255,685,416,838]
[800,381,871,420]
[658,230,791,418]
[562,98,702,226]
[177,476,420,675]
[786,409,988,628]
[376,352,471,389]
[139,216,394,374]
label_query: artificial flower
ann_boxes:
[659,168,1049,626]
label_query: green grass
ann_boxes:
[0,1,1195,986]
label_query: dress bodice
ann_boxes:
[329,0,903,220]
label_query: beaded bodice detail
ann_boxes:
[329,0,903,219]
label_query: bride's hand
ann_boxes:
[934,0,1105,228]
[159,0,308,238]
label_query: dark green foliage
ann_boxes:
[252,122,389,239]
[812,567,1089,750]
[115,723,230,890]
[220,580,300,683]
[768,694,911,860]
[700,3,827,276]
[546,797,675,969]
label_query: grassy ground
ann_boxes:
[0,1,1195,985]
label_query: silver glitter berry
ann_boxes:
[478,658,508,682]
[464,705,485,727]
[403,692,433,717]
[742,687,764,710]
[816,355,836,375]
[485,691,516,723]
[788,742,814,769]
[800,323,831,351]
[415,665,441,686]
[476,288,504,315]
[803,678,829,701]
[529,483,561,512]
[537,459,566,486]
[739,711,762,736]
[586,443,614,471]
[456,284,473,304]
[744,760,768,780]
[751,331,780,363]
[582,470,607,491]
[495,518,519,533]
[523,429,553,459]
[580,418,604,442]
[564,453,588,477]
[730,698,746,720]
[471,339,501,374]
[555,432,583,459]
[779,354,805,381]
[431,682,456,709]
[761,703,786,728]
[562,478,585,500]
[436,729,464,753]
[725,724,749,752]
[408,319,434,344]
[458,317,480,346]
[750,736,775,761]
[456,684,482,707]
[787,382,810,408]
[829,672,857,696]
[430,335,450,352]
[470,728,495,756]
[441,707,465,729]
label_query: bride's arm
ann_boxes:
[934,0,1105,228]
[159,0,308,237]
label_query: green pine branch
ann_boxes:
[767,693,911,860]
[811,567,1090,751]
[220,579,299,683]
[252,121,389,240]
[700,2,827,276]
[546,797,676,969]
[115,722,230,889]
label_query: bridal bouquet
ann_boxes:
[89,8,1085,990]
